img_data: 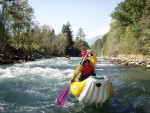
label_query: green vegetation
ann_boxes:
[0,0,89,58]
[1,0,149,61]
[91,0,150,58]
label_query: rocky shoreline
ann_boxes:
[104,56,150,69]
[0,53,36,64]
[0,47,46,65]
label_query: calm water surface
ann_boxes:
[0,57,150,113]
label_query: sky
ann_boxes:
[28,0,124,43]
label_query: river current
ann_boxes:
[0,57,150,113]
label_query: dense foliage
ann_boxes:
[91,0,150,56]
[0,0,89,57]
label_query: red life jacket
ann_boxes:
[81,61,94,76]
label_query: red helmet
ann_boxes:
[81,50,87,57]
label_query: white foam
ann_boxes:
[0,102,9,111]
[95,69,104,71]
[25,88,50,99]
[0,58,76,80]
[96,63,114,66]
[0,58,111,80]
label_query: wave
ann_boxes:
[96,63,114,66]
[0,58,75,80]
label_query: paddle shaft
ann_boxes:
[71,50,90,82]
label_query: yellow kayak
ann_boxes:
[70,76,113,104]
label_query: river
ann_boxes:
[0,57,150,113]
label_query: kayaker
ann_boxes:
[78,50,97,81]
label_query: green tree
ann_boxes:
[91,34,107,56]
[76,28,86,41]
[74,38,89,55]
[40,25,55,56]
[0,0,14,52]
[136,0,150,55]
[61,21,74,55]
[8,0,34,48]
[52,34,68,56]
[30,25,44,52]
[91,0,149,56]
[111,0,146,26]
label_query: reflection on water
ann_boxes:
[0,57,150,113]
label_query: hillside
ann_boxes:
[91,0,150,57]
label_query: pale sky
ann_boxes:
[28,0,123,43]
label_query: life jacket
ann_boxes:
[90,55,97,66]
[81,60,94,76]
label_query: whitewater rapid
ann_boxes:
[0,57,150,113]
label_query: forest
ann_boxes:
[0,0,89,64]
[0,0,150,64]
[91,0,150,58]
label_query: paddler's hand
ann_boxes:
[86,50,92,59]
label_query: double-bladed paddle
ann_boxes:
[56,51,90,106]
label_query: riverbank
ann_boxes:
[104,55,150,69]
[0,45,47,65]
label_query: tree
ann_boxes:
[74,39,89,53]
[91,0,149,56]
[41,25,55,56]
[76,28,86,41]
[111,0,146,26]
[8,0,34,48]
[61,22,73,45]
[61,21,74,55]
[91,34,107,56]
[0,0,14,52]
[136,0,150,55]
[30,25,43,52]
